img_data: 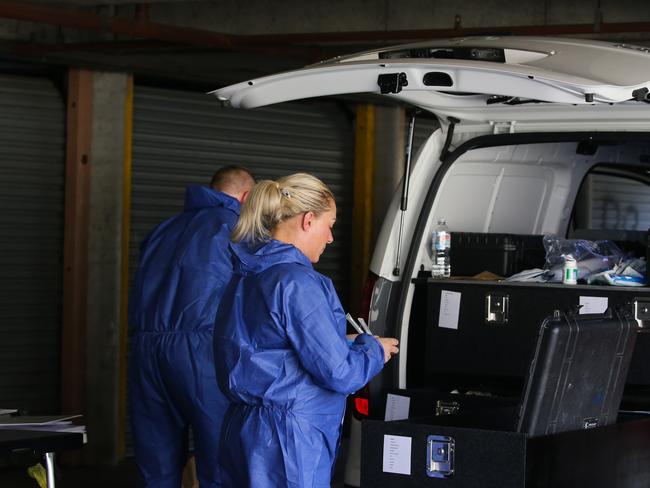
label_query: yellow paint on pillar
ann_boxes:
[117,74,133,459]
[350,104,375,315]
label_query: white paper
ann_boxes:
[579,296,608,314]
[385,394,411,421]
[438,290,461,329]
[0,409,17,416]
[382,434,412,475]
[10,424,86,434]
[0,415,81,426]
[11,424,89,444]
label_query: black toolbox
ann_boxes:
[364,255,650,487]
[361,409,650,487]
[362,306,648,487]
[407,278,650,395]
[450,233,545,277]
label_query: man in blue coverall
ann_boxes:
[128,165,255,488]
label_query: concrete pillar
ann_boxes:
[85,71,130,466]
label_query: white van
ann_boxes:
[213,36,650,486]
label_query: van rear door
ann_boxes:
[211,36,650,125]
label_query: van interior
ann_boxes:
[404,135,650,409]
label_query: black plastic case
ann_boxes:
[411,279,650,392]
[362,363,649,488]
[517,309,637,435]
[450,233,545,277]
[361,412,650,488]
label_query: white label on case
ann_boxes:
[382,434,412,475]
[579,296,608,314]
[439,290,461,329]
[385,394,411,421]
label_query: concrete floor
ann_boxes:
[0,458,139,488]
[0,440,349,487]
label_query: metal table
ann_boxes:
[0,429,84,487]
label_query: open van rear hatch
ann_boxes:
[211,37,650,124]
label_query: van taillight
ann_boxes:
[354,393,369,416]
[352,271,379,419]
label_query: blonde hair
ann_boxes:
[231,173,334,244]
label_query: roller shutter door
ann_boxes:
[0,74,65,413]
[590,173,650,231]
[130,86,354,301]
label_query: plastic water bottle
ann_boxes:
[432,218,451,278]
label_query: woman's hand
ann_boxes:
[377,337,399,363]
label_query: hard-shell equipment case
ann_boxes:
[407,278,650,400]
[361,412,650,487]
[516,308,636,435]
[361,309,647,487]
[449,233,545,278]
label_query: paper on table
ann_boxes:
[14,424,89,444]
[385,394,410,421]
[0,415,81,427]
[18,424,86,433]
[382,434,412,475]
[438,290,461,329]
[0,409,17,416]
[579,296,608,314]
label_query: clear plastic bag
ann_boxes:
[587,257,647,286]
[542,235,624,282]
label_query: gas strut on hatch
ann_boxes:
[393,108,417,277]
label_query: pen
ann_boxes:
[345,313,364,335]
[357,317,372,335]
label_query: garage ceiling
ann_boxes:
[0,1,649,88]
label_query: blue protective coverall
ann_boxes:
[128,185,240,488]
[214,239,385,488]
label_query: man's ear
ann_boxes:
[239,190,250,204]
[301,211,314,232]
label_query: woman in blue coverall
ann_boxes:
[214,173,399,487]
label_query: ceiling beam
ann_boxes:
[0,1,649,51]
[238,23,650,45]
[0,1,235,48]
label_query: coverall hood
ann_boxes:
[230,239,312,276]
[184,184,240,213]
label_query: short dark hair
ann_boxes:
[210,165,255,194]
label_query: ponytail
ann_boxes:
[231,173,334,244]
